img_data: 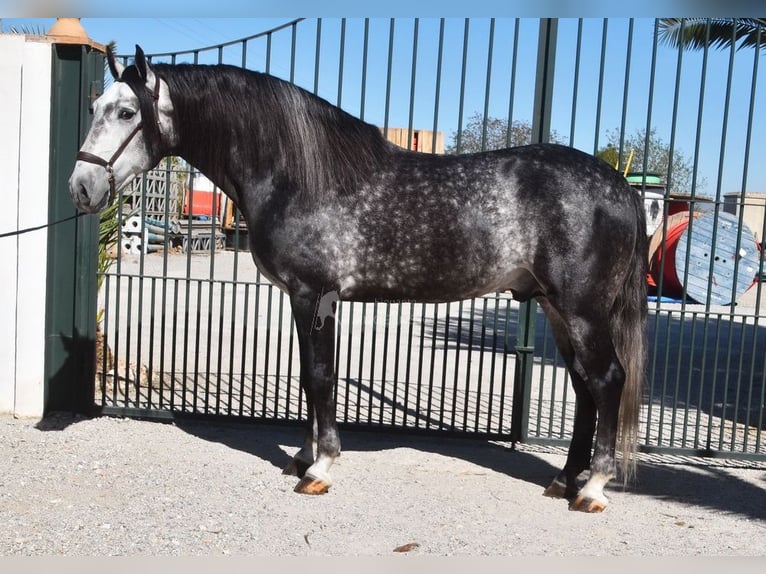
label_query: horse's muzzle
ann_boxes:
[68,167,110,214]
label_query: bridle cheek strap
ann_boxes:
[76,122,143,198]
[75,75,162,200]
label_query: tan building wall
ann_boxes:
[382,127,445,154]
[723,192,766,244]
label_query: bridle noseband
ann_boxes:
[76,74,162,199]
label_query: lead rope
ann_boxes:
[0,213,85,239]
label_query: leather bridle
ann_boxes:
[76,75,162,200]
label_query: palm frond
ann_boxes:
[4,24,47,35]
[658,18,766,52]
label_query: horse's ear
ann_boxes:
[106,45,124,80]
[134,44,155,86]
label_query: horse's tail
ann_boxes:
[612,193,648,484]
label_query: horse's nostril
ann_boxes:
[78,184,90,201]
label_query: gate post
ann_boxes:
[43,23,105,415]
[510,18,557,444]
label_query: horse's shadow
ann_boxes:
[174,418,766,522]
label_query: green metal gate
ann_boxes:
[89,18,764,461]
[45,43,104,414]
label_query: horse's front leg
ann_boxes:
[285,287,341,495]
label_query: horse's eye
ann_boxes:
[118,109,136,120]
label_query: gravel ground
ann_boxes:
[1,412,765,557]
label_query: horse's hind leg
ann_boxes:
[285,287,341,495]
[539,300,624,512]
[538,300,596,500]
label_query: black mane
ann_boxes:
[150,63,394,198]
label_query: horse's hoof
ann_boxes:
[294,476,331,495]
[282,459,310,478]
[569,495,607,513]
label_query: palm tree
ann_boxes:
[658,18,766,52]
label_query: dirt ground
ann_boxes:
[1,411,765,557]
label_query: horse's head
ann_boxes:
[68,45,176,213]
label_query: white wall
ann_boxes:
[0,36,53,417]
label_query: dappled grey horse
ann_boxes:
[69,46,647,512]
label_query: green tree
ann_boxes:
[445,113,564,154]
[598,127,704,196]
[658,18,766,52]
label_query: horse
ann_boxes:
[69,45,647,513]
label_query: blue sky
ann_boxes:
[3,16,764,198]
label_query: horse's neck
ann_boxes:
[168,69,392,208]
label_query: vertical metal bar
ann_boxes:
[730,316,749,451]
[455,19,470,153]
[216,280,227,414]
[379,303,392,425]
[704,26,736,311]
[367,301,377,424]
[487,294,500,432]
[568,19,583,146]
[708,318,723,451]
[359,19,369,121]
[439,302,452,430]
[657,308,675,444]
[275,292,284,418]
[451,302,464,429]
[193,279,203,412]
[250,282,269,417]
[403,303,415,427]
[682,312,699,448]
[287,305,296,419]
[406,18,419,151]
[262,287,273,418]
[462,299,475,431]
[431,19,445,153]
[391,303,403,425]
[103,274,112,406]
[125,275,134,405]
[416,303,427,428]
[426,303,439,428]
[741,24,762,451]
[645,19,661,445]
[693,313,711,449]
[337,18,346,107]
[355,303,367,423]
[756,314,766,453]
[499,298,511,433]
[290,22,297,84]
[616,19,634,167]
[383,18,395,139]
[343,303,355,422]
[170,278,179,410]
[505,19,520,147]
[511,18,556,444]
[511,300,534,444]
[109,271,124,408]
[239,283,250,417]
[159,161,173,410]
[147,277,157,408]
[475,298,488,432]
[536,314,550,436]
[332,304,342,411]
[480,19,495,151]
[592,19,608,155]
[314,18,322,95]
